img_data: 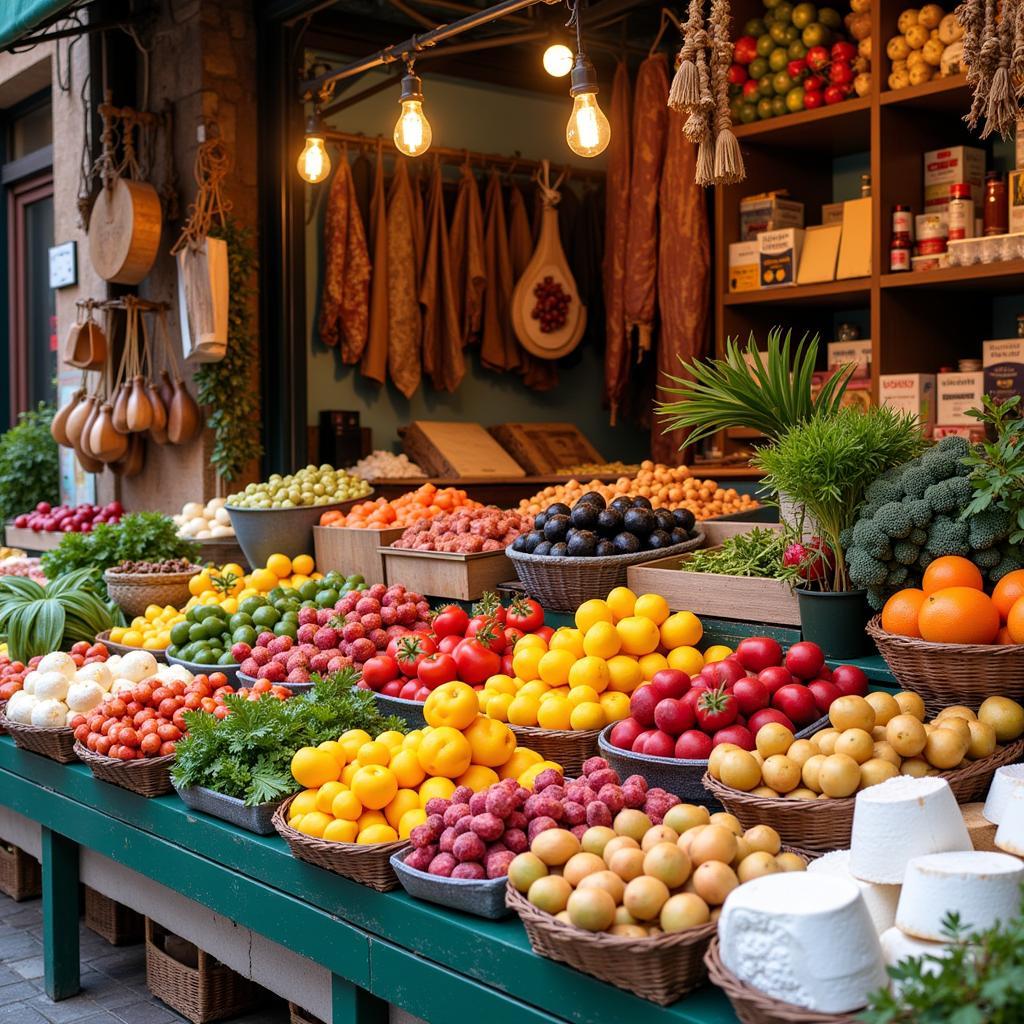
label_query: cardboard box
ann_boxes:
[811,372,872,411]
[837,197,872,278]
[827,339,872,379]
[924,145,985,213]
[1010,170,1024,234]
[759,228,805,288]
[822,202,845,226]
[728,241,760,292]
[983,338,1024,405]
[937,372,984,425]
[797,224,842,284]
[880,373,936,429]
[933,424,986,442]
[739,194,804,241]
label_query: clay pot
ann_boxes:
[126,375,153,433]
[112,382,130,433]
[90,403,128,462]
[147,383,168,444]
[51,389,83,447]
[65,392,94,450]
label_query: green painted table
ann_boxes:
[0,737,740,1024]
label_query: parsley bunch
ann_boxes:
[0,403,59,522]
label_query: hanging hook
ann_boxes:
[649,8,680,56]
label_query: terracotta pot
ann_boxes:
[147,384,168,444]
[126,375,153,433]
[51,389,83,447]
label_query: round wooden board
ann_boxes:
[511,261,587,360]
[88,178,163,285]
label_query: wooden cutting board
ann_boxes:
[402,421,525,478]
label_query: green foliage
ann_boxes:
[656,327,854,449]
[0,568,118,660]
[0,403,59,522]
[962,395,1024,545]
[755,405,925,591]
[864,889,1024,1024]
[170,670,403,806]
[682,527,803,583]
[194,219,262,482]
[41,512,199,586]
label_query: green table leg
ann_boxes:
[332,972,388,1024]
[41,827,80,1001]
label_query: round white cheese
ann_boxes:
[718,873,887,1013]
[880,926,951,992]
[995,788,1024,856]
[850,776,971,884]
[808,849,900,934]
[983,764,1024,825]
[895,851,1024,941]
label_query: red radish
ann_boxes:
[649,669,690,700]
[653,697,695,736]
[610,718,645,751]
[758,665,795,694]
[748,707,796,734]
[785,641,825,680]
[643,731,676,758]
[831,664,869,696]
[808,678,841,713]
[675,730,713,759]
[629,686,660,727]
[736,637,783,673]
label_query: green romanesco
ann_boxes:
[991,551,1024,583]
[967,508,1014,551]
[892,540,920,566]
[874,502,913,539]
[909,526,928,546]
[920,434,971,479]
[971,547,1002,570]
[906,499,933,530]
[847,547,888,587]
[886,565,909,587]
[864,475,903,506]
[900,465,935,499]
[852,519,892,561]
[925,515,970,557]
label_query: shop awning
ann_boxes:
[0,0,74,50]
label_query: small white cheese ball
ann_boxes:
[22,670,39,695]
[182,501,204,518]
[6,691,38,724]
[38,651,77,681]
[75,662,112,692]
[66,680,104,713]
[210,524,233,537]
[164,664,194,683]
[119,650,159,683]
[31,698,69,729]
[33,671,70,702]
[109,678,137,697]
[105,654,123,675]
[214,506,231,526]
[207,497,227,511]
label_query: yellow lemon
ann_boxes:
[266,553,292,578]
[294,811,332,838]
[538,649,576,687]
[606,586,638,622]
[512,646,544,682]
[418,777,456,807]
[704,644,734,664]
[289,789,320,818]
[568,656,610,693]
[486,692,513,722]
[570,701,607,731]
[339,729,373,760]
[358,823,399,845]
[634,593,670,626]
[661,611,703,649]
[340,763,359,786]
[606,655,643,693]
[456,765,500,792]
[615,616,661,656]
[317,740,348,769]
[398,808,427,838]
[292,554,314,575]
[485,674,517,695]
[390,748,426,788]
[249,568,278,592]
[188,571,212,597]
[514,634,547,653]
[537,697,572,730]
[219,597,239,615]
[498,747,543,780]
[638,652,669,681]
[316,781,348,814]
[291,747,341,788]
[357,740,391,767]
[667,646,704,676]
[575,599,614,633]
[507,694,541,726]
[402,730,424,750]
[549,628,585,660]
[144,604,162,621]
[583,621,621,659]
[109,627,127,643]
[384,789,421,829]
[375,730,406,751]
[519,679,550,699]
[323,819,359,843]
[567,685,600,708]
[332,790,363,821]
[600,691,631,721]
[351,765,399,810]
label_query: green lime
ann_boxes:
[281,611,299,624]
[802,22,830,47]
[771,94,787,116]
[774,2,793,22]
[756,33,774,58]
[274,620,298,639]
[167,644,179,658]
[170,622,191,646]
[758,73,774,97]
[188,622,208,642]
[744,17,766,35]
[769,21,788,43]
[193,649,216,665]
[218,651,236,666]
[791,2,816,29]
[768,47,789,71]
[345,574,364,586]
[252,605,281,628]
[315,588,338,608]
[729,95,745,121]
[773,70,793,93]
[300,581,319,601]
[748,57,769,79]
[786,86,805,111]
[782,24,799,42]
[787,40,807,60]
[232,625,257,646]
[229,612,253,631]
[817,6,840,28]
[239,596,264,617]
[756,97,774,119]
[740,102,758,123]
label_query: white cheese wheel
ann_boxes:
[850,776,971,883]
[119,650,159,683]
[32,671,69,702]
[66,681,104,713]
[6,691,38,724]
[983,764,1024,824]
[31,698,68,729]
[994,787,1024,856]
[718,873,887,1013]
[880,926,952,991]
[21,670,38,695]
[896,851,1024,941]
[808,849,900,934]
[37,651,77,681]
[75,662,112,692]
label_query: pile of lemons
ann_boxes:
[185,554,320,614]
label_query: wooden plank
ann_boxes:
[4,524,63,551]
[314,525,404,586]
[488,423,604,475]
[402,422,526,478]
[381,546,514,602]
[41,827,80,1000]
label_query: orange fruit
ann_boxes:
[881,588,926,637]
[993,570,1024,622]
[997,625,1016,645]
[1005,597,1024,644]
[918,587,1000,645]
[922,556,983,595]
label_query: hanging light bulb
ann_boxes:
[394,65,432,157]
[297,113,331,183]
[543,43,574,78]
[565,54,610,158]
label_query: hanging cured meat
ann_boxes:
[385,160,421,399]
[654,109,710,464]
[419,157,465,392]
[572,186,605,349]
[350,151,373,230]
[603,61,632,423]
[624,54,669,355]
[361,143,389,385]
[480,170,518,373]
[449,163,486,346]
[318,151,371,362]
[411,162,426,274]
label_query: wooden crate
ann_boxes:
[488,423,603,475]
[627,546,800,627]
[381,546,514,601]
[402,421,525,478]
[0,842,40,902]
[289,1004,326,1024]
[84,887,144,945]
[4,524,63,551]
[313,525,404,586]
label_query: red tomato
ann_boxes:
[830,664,869,697]
[362,655,400,690]
[213,706,230,720]
[160,741,177,757]
[650,670,691,700]
[727,62,747,85]
[213,685,233,699]
[184,693,203,710]
[787,59,807,80]
[172,710,188,732]
[609,718,644,751]
[732,677,770,715]
[824,83,846,104]
[395,634,436,676]
[140,733,162,756]
[140,719,159,736]
[158,698,178,719]
[151,686,171,704]
[74,723,89,742]
[747,707,796,734]
[712,724,755,750]
[534,626,555,644]
[500,653,515,677]
[735,637,783,673]
[757,665,795,695]
[629,685,659,726]
[70,641,90,656]
[831,40,856,63]
[432,605,470,638]
[653,697,695,736]
[807,44,829,70]
[380,679,403,697]
[209,672,228,688]
[643,730,676,758]
[417,652,458,689]
[807,679,841,714]
[437,634,461,655]
[399,680,420,700]
[466,617,507,654]
[452,638,501,685]
[253,680,272,693]
[785,642,825,680]
[506,596,545,633]
[773,683,820,726]
[106,698,127,718]
[705,659,746,688]
[733,34,758,64]
[675,729,713,759]
[157,723,182,742]
[742,78,760,101]
[414,685,432,701]
[694,686,738,732]
[200,697,217,713]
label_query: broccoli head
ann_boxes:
[925,515,970,557]
[991,551,1024,583]
[924,480,959,515]
[900,465,934,500]
[917,549,936,572]
[905,499,933,530]
[886,565,909,587]
[874,502,913,540]
[967,508,1014,551]
[920,435,970,480]
[892,540,920,566]
[909,526,928,546]
[971,547,1002,570]
[865,475,904,506]
[847,547,889,588]
[851,519,892,561]
[867,586,889,611]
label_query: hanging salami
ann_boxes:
[361,141,389,385]
[449,163,487,346]
[385,160,421,399]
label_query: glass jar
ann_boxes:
[984,171,1008,236]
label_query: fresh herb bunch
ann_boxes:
[755,406,926,591]
[962,395,1024,545]
[170,671,403,806]
[864,889,1024,1024]
[656,328,853,449]
[683,528,803,582]
[0,403,59,522]
[194,219,262,482]
[41,512,199,586]
[0,568,118,660]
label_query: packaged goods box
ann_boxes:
[739,194,804,241]
[728,241,760,292]
[759,228,804,288]
[983,338,1024,405]
[880,373,936,431]
[924,145,984,213]
[812,373,872,411]
[827,339,872,379]
[937,372,984,425]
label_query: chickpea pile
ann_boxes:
[518,461,759,520]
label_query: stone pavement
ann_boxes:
[0,889,292,1024]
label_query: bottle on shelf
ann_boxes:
[860,173,872,198]
[983,171,1008,236]
[948,183,975,240]
[890,204,912,272]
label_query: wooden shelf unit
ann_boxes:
[714,0,1018,449]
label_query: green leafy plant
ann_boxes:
[41,512,199,586]
[961,395,1024,545]
[194,219,262,482]
[655,328,853,449]
[864,888,1024,1023]
[682,527,803,583]
[170,670,402,806]
[0,403,59,522]
[755,406,926,591]
[0,568,118,660]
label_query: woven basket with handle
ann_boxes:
[508,724,601,776]
[84,887,145,945]
[506,532,705,613]
[866,615,1024,714]
[272,795,408,892]
[288,1004,325,1024]
[704,936,862,1024]
[104,566,200,618]
[505,884,716,1005]
[0,711,77,763]
[0,842,41,902]
[702,736,1024,852]
[75,743,175,797]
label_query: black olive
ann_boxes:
[566,530,598,556]
[511,534,529,552]
[546,502,572,518]
[543,514,571,542]
[612,532,641,554]
[672,508,696,531]
[646,529,673,550]
[570,502,599,530]
[522,531,545,552]
[597,507,623,537]
[631,496,653,510]
[654,509,676,533]
[549,541,569,557]
[577,491,607,510]
[533,540,553,556]
[623,507,656,537]
[595,539,617,557]
[534,511,548,530]
[609,497,633,515]
[670,527,690,546]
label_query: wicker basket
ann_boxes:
[704,936,862,1024]
[272,795,408,892]
[145,918,258,1024]
[104,567,200,619]
[189,536,247,571]
[0,710,77,763]
[866,615,1024,714]
[505,884,715,1005]
[391,848,511,919]
[0,842,41,902]
[506,532,705,613]
[702,737,1024,852]
[75,743,175,797]
[508,724,601,776]
[365,689,427,729]
[94,629,168,660]
[288,1004,325,1024]
[84,887,144,945]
